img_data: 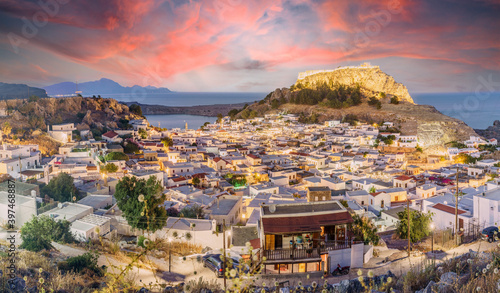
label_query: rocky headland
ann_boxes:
[123,102,247,117]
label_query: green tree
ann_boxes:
[129,104,143,116]
[390,96,400,104]
[104,163,118,173]
[351,214,380,245]
[20,215,75,252]
[454,153,478,164]
[138,128,148,139]
[191,177,201,187]
[105,152,129,161]
[396,209,434,243]
[216,113,223,123]
[41,172,79,202]
[161,137,174,148]
[114,176,166,232]
[180,204,205,219]
[369,186,377,193]
[2,122,12,136]
[123,142,140,154]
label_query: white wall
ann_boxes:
[351,243,364,268]
[328,248,351,271]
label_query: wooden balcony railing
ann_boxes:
[263,240,351,262]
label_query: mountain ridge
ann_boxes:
[0,82,48,100]
[44,78,171,96]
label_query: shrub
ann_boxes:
[20,215,75,252]
[63,251,104,276]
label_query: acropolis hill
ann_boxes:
[239,65,477,149]
[296,63,413,103]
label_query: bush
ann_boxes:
[137,235,147,248]
[123,142,140,154]
[368,96,382,109]
[390,96,400,104]
[63,251,104,276]
[129,104,143,116]
[103,163,118,173]
[20,215,75,252]
[105,152,129,161]
[40,172,79,202]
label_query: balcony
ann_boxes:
[263,240,351,262]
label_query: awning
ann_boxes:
[262,211,353,234]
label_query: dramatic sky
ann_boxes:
[0,0,499,93]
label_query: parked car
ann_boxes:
[481,226,499,242]
[202,254,249,278]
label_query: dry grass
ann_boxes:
[155,239,203,256]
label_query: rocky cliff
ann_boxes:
[474,120,500,140]
[295,65,413,103]
[0,97,142,154]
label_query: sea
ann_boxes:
[106,91,500,130]
[412,92,500,129]
[104,92,266,129]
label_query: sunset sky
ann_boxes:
[0,0,499,93]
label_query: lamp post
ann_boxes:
[430,223,435,265]
[430,223,435,253]
[407,197,411,258]
[222,219,227,292]
[167,237,172,272]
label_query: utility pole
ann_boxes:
[223,219,227,292]
[407,197,411,258]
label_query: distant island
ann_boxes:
[0,82,48,100]
[43,78,172,96]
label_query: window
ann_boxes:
[361,201,365,205]
[381,200,384,208]
[395,196,399,201]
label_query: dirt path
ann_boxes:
[52,242,169,288]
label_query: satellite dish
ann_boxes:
[269,204,276,213]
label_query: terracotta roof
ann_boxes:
[370,192,386,197]
[432,203,466,215]
[102,131,119,138]
[262,211,353,234]
[395,175,413,181]
[249,238,261,249]
[172,176,187,182]
[247,154,260,159]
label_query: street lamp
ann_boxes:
[430,223,435,253]
[430,223,435,266]
[167,237,172,272]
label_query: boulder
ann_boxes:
[440,272,458,285]
[7,277,26,292]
